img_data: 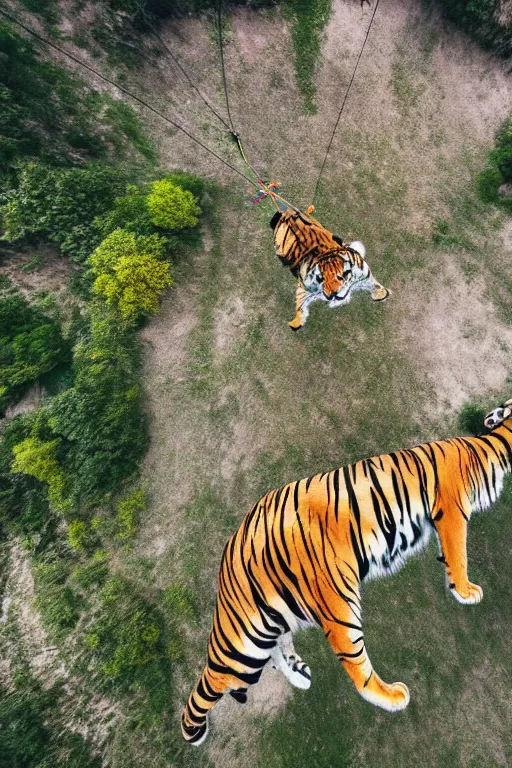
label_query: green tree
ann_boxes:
[11,437,68,511]
[0,293,68,414]
[147,178,201,230]
[89,229,172,321]
[1,163,128,261]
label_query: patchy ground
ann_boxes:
[3,1,512,766]
[129,2,512,765]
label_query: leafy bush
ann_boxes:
[11,437,68,512]
[47,309,148,502]
[458,402,487,435]
[33,560,79,638]
[116,488,146,539]
[147,179,201,230]
[95,184,157,238]
[0,669,100,768]
[477,117,512,208]
[0,414,55,549]
[1,163,128,262]
[0,293,68,413]
[89,229,172,321]
[85,575,165,684]
[0,22,150,185]
[436,0,512,57]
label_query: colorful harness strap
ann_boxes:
[252,182,280,206]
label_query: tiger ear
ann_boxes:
[503,398,512,409]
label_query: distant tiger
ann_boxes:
[182,399,512,745]
[270,207,389,330]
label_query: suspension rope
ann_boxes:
[0,6,262,189]
[146,22,232,133]
[214,0,302,213]
[312,0,381,205]
[216,0,237,135]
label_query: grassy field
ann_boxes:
[127,2,512,766]
[2,1,512,766]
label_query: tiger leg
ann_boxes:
[270,632,311,690]
[289,282,315,330]
[356,264,389,302]
[433,504,483,605]
[321,614,409,712]
[368,272,389,302]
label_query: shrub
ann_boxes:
[1,163,128,262]
[0,22,150,184]
[477,117,512,206]
[436,0,512,57]
[85,576,165,685]
[33,560,79,638]
[11,437,68,512]
[116,488,146,539]
[0,414,54,546]
[0,292,68,413]
[68,519,89,551]
[476,165,503,203]
[458,402,487,435]
[147,179,201,230]
[47,310,148,501]
[89,229,172,321]
[95,184,157,238]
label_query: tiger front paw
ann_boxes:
[288,317,303,331]
[450,582,483,605]
[371,285,390,302]
[360,676,410,712]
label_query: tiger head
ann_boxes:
[484,398,512,430]
[305,255,354,305]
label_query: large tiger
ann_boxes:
[182,399,512,745]
[270,207,389,330]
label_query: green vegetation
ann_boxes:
[1,163,129,262]
[85,575,166,686]
[115,488,146,539]
[1,3,512,767]
[0,667,100,768]
[0,22,153,188]
[436,0,512,56]
[0,292,69,415]
[89,230,172,321]
[147,179,201,230]
[284,0,332,113]
[0,13,209,761]
[477,117,512,208]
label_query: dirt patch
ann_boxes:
[1,245,74,297]
[455,660,512,767]
[208,664,292,768]
[396,258,512,411]
[0,542,120,751]
[4,383,47,420]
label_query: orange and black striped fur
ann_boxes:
[182,400,512,745]
[270,208,389,330]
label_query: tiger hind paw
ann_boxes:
[270,648,311,690]
[450,582,483,605]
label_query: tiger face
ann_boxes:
[484,398,512,429]
[304,256,353,305]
